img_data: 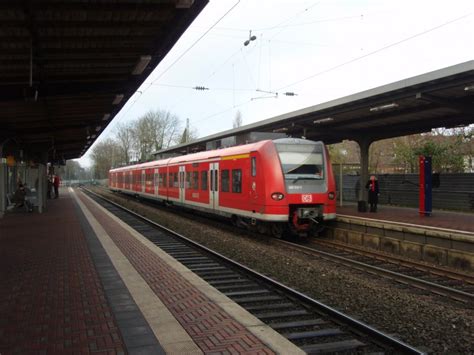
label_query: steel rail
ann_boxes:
[337,213,474,237]
[277,239,474,304]
[315,239,474,284]
[83,187,424,354]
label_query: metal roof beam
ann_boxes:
[415,92,474,115]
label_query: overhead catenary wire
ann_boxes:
[83,1,242,154]
[150,0,241,86]
[170,7,471,129]
[198,1,323,89]
[277,12,473,91]
[112,0,242,121]
[85,3,472,155]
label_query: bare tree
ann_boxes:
[90,139,121,179]
[131,110,183,161]
[133,113,156,161]
[114,122,134,165]
[58,160,87,181]
[233,110,243,128]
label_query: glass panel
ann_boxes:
[201,171,208,191]
[232,169,242,193]
[193,171,199,190]
[251,157,256,177]
[186,172,191,189]
[221,170,229,192]
[214,170,218,191]
[157,173,162,187]
[276,143,324,180]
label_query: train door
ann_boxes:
[154,168,159,196]
[209,162,219,210]
[250,154,258,206]
[179,165,185,203]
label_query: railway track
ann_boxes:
[278,239,474,305]
[93,186,474,305]
[82,188,423,354]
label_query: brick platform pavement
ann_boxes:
[0,194,127,354]
[75,190,280,355]
[337,203,474,233]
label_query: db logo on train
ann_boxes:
[302,194,312,203]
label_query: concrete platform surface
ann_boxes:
[0,188,302,354]
[337,203,473,234]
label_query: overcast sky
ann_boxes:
[77,0,473,167]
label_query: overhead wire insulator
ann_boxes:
[193,86,209,91]
[283,92,297,96]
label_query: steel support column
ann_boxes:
[38,163,46,213]
[0,159,6,217]
[357,138,372,205]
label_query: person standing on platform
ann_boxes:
[366,175,379,212]
[47,175,53,199]
[53,175,61,199]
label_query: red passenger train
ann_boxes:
[109,138,336,237]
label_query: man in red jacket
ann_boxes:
[53,175,61,199]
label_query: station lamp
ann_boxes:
[314,117,334,124]
[112,94,124,105]
[369,103,399,112]
[131,55,152,75]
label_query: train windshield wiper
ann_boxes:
[289,176,321,182]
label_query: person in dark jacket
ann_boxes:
[13,183,26,207]
[47,175,53,199]
[366,175,379,212]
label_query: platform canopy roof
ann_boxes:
[0,0,207,163]
[155,60,474,157]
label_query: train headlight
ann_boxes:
[328,192,335,200]
[271,192,285,201]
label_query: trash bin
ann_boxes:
[358,200,367,212]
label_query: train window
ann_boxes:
[186,172,191,189]
[251,157,256,176]
[173,173,179,188]
[201,171,208,191]
[163,173,167,188]
[146,172,153,186]
[193,171,199,190]
[276,142,324,179]
[210,170,218,191]
[232,169,242,193]
[221,170,230,192]
[158,173,163,187]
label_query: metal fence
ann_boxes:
[336,173,474,211]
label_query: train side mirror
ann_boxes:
[432,173,440,188]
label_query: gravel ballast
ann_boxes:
[94,189,474,354]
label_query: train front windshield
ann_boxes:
[275,142,326,193]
